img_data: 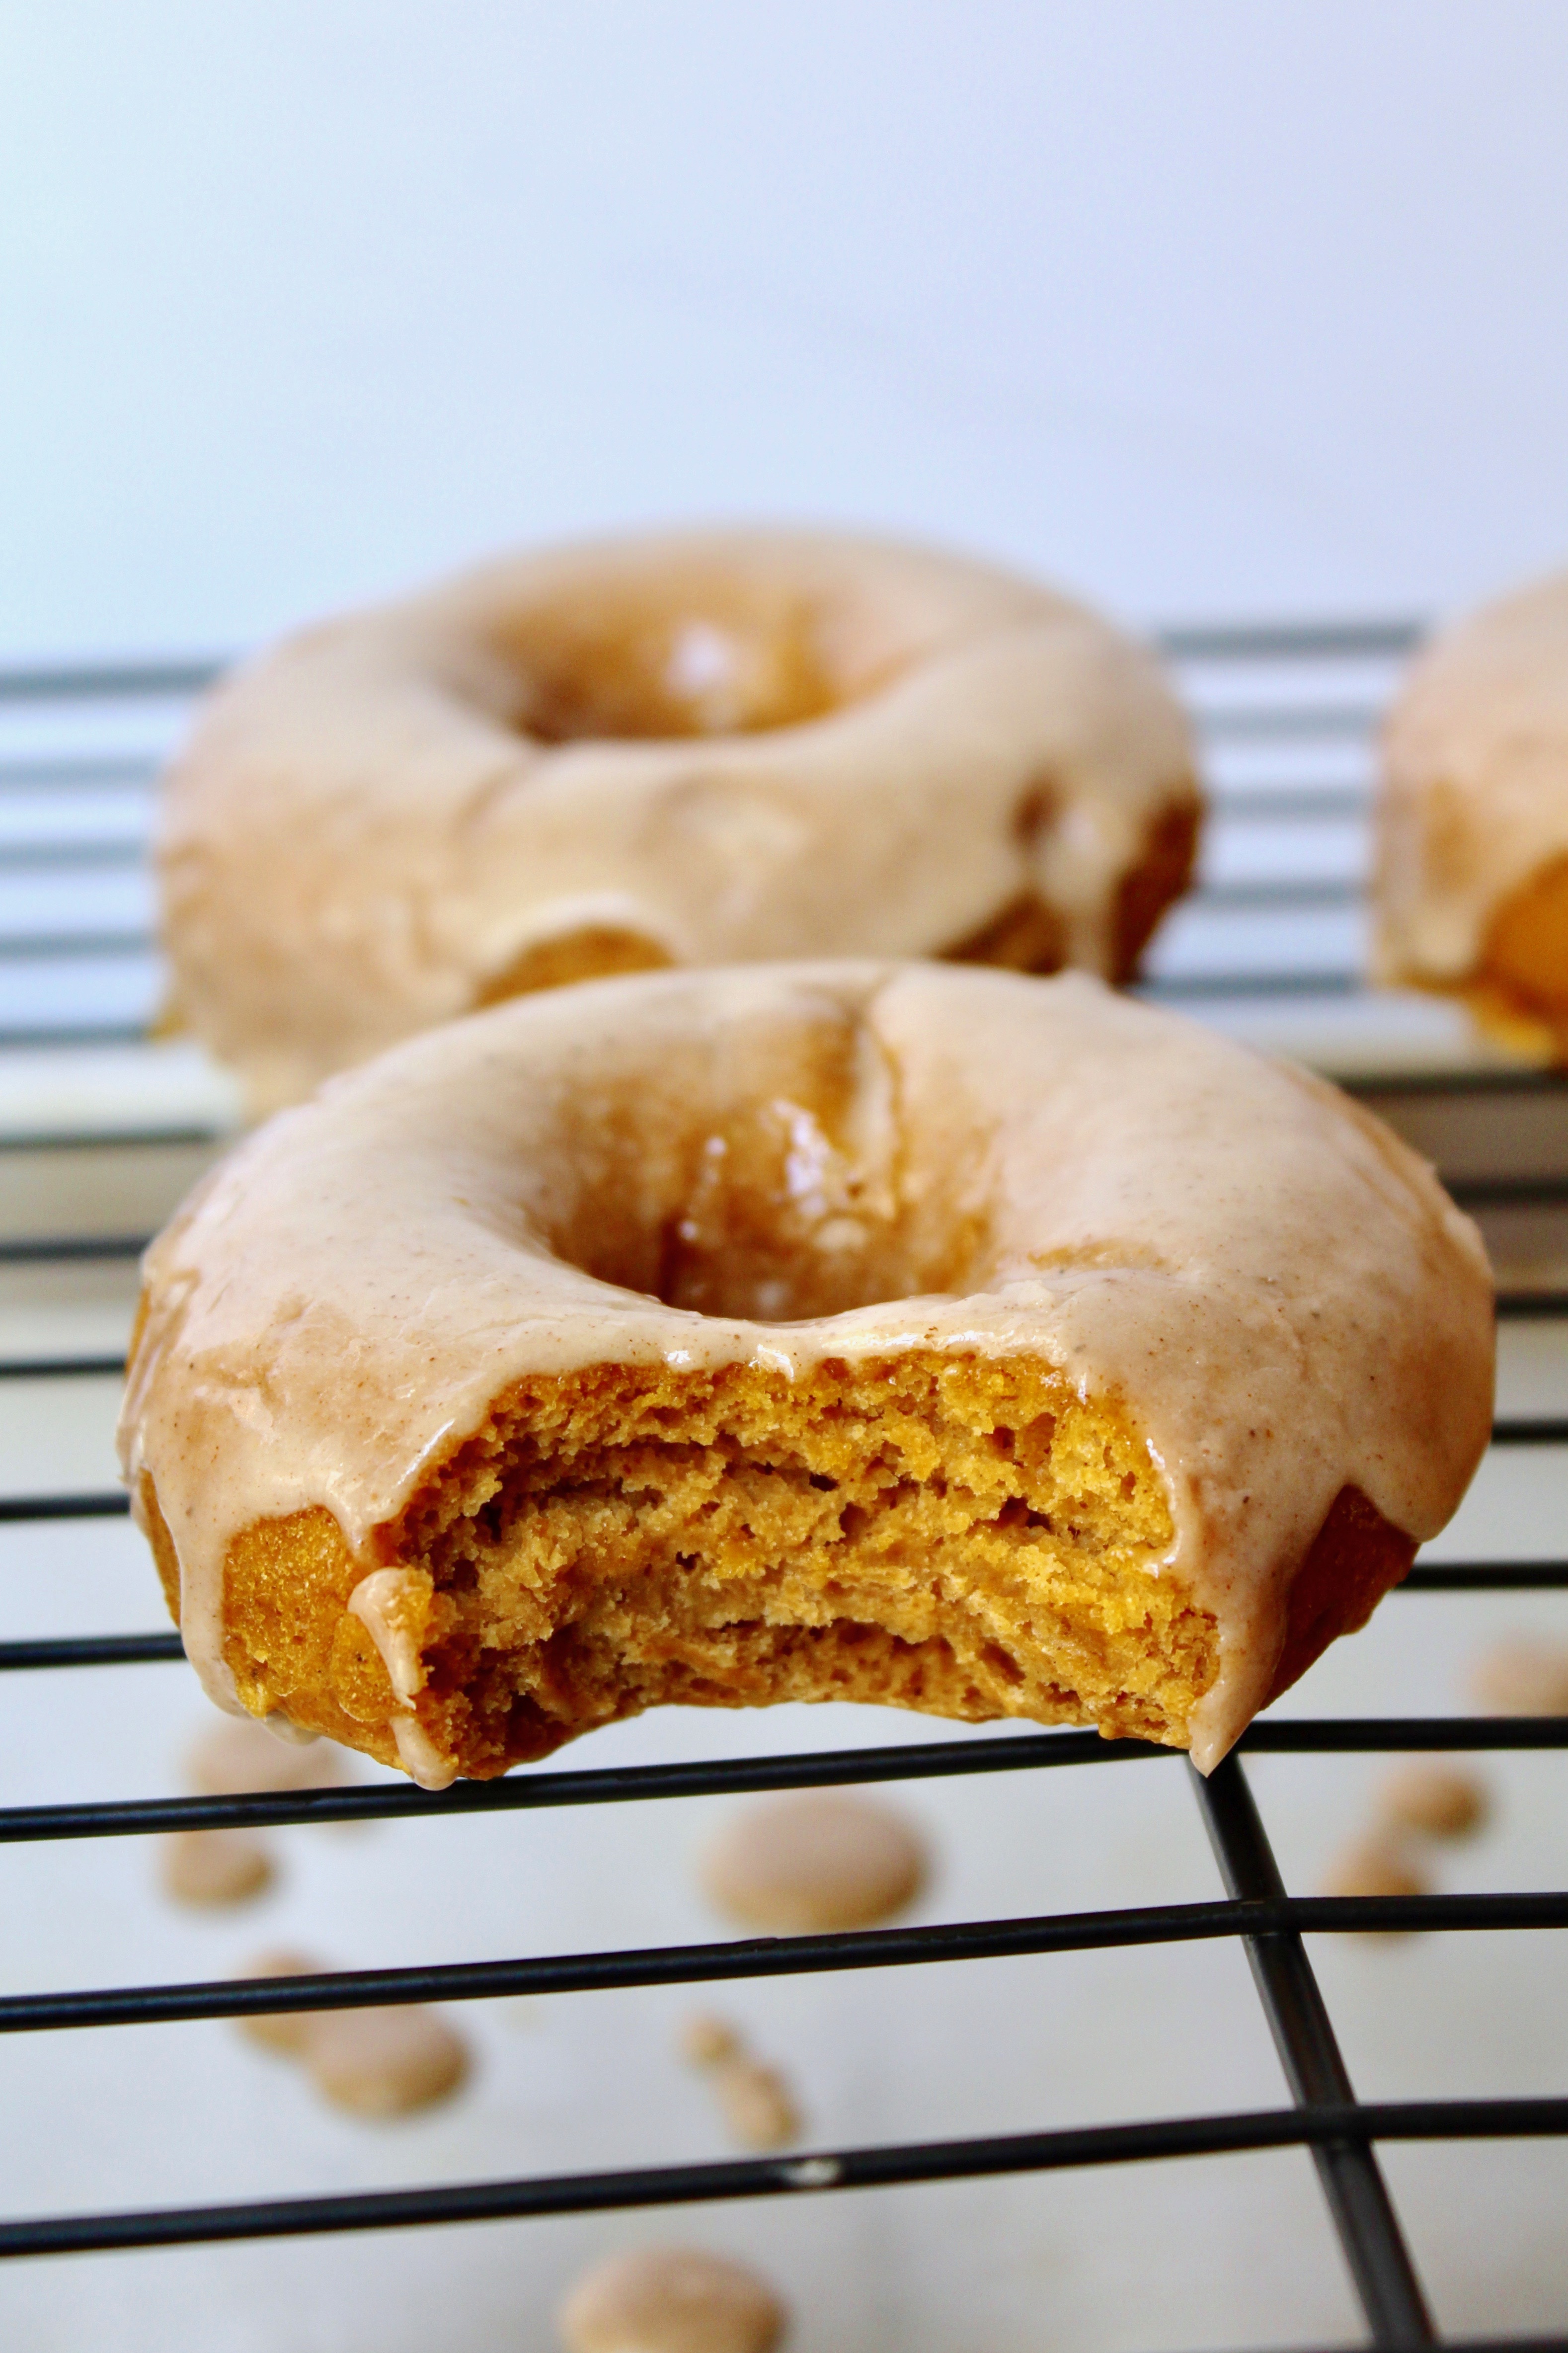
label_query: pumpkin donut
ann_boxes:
[157,528,1201,1112]
[119,962,1492,1785]
[1376,570,1568,1057]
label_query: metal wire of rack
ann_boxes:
[0,627,1565,2351]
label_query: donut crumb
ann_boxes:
[1378,1762,1488,1839]
[233,1948,469,2115]
[1472,1640,1568,1718]
[236,1948,325,2055]
[158,1827,274,1907]
[305,2004,470,2118]
[679,2014,802,2151]
[680,2014,744,2070]
[1322,1833,1428,1935]
[711,2060,800,2152]
[184,1711,351,1795]
[701,1792,927,1934]
[558,2246,786,2353]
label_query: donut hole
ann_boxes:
[490,574,873,743]
[529,1003,992,1321]
[554,1107,989,1322]
[680,1192,967,1323]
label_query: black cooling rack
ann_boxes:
[0,628,1565,2353]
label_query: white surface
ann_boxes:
[4,3,1568,659]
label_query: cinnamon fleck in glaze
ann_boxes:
[118,965,1493,1777]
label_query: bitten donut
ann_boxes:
[157,529,1201,1112]
[118,964,1492,1785]
[1376,572,1568,1056]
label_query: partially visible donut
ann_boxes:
[157,529,1201,1111]
[118,963,1493,1786]
[1376,572,1568,1056]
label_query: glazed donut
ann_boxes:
[119,963,1491,1785]
[157,529,1201,1112]
[1376,572,1568,1056]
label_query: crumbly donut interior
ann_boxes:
[519,987,995,1324]
[201,1350,1217,1782]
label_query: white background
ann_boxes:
[4,0,1568,658]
